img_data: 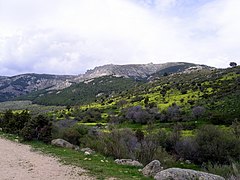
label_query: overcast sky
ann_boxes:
[0,0,239,76]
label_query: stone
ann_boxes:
[80,148,95,155]
[154,168,225,180]
[185,160,191,164]
[51,139,79,150]
[142,160,163,177]
[114,159,143,167]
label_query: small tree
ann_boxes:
[230,62,237,67]
[192,106,206,119]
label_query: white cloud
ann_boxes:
[0,0,239,75]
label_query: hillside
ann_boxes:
[17,76,141,106]
[0,65,239,180]
[0,74,74,102]
[75,62,204,80]
[73,66,240,125]
[0,62,207,103]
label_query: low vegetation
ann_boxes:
[0,66,240,179]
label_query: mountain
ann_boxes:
[0,74,74,102]
[17,76,141,106]
[74,62,209,80]
[0,62,212,102]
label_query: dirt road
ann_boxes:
[0,137,94,180]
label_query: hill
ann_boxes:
[0,74,74,102]
[0,62,208,103]
[17,76,141,106]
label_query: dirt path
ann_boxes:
[0,137,94,180]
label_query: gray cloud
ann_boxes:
[0,0,240,76]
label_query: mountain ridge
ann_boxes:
[0,62,213,102]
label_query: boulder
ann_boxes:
[142,160,163,177]
[51,139,79,150]
[154,168,225,180]
[115,159,143,167]
[80,147,95,155]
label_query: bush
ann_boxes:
[196,125,240,164]
[0,110,30,134]
[125,106,154,124]
[175,137,199,162]
[166,104,181,122]
[62,125,89,145]
[96,128,138,159]
[20,115,52,143]
[192,106,206,119]
[205,162,240,179]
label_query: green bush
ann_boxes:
[205,162,240,179]
[0,110,30,134]
[196,125,240,164]
[20,115,52,143]
[62,125,89,145]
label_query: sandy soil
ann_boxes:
[0,137,95,180]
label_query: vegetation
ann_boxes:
[17,76,141,106]
[0,66,240,179]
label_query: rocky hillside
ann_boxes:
[0,62,211,102]
[0,74,74,102]
[17,76,140,106]
[75,62,209,80]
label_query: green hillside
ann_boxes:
[1,66,240,179]
[17,76,141,106]
[68,66,239,125]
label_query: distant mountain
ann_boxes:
[17,76,140,106]
[74,62,209,81]
[0,74,74,102]
[0,62,213,102]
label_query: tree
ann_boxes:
[192,106,206,119]
[230,62,237,67]
[125,106,153,124]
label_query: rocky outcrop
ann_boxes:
[51,139,79,150]
[114,159,143,167]
[81,62,196,79]
[154,168,225,180]
[142,160,163,177]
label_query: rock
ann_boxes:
[185,160,191,164]
[154,168,225,180]
[51,139,79,150]
[80,148,95,155]
[142,160,163,177]
[84,151,91,156]
[114,159,143,167]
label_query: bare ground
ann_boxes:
[0,137,95,180]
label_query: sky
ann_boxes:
[0,0,240,76]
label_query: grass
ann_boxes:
[0,132,152,180]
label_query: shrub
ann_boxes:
[125,106,154,124]
[205,162,240,179]
[20,115,52,143]
[136,133,164,165]
[196,125,240,164]
[166,104,181,122]
[0,110,30,134]
[84,128,139,159]
[192,106,206,119]
[175,137,199,162]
